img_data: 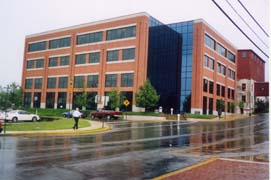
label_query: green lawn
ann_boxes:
[6,118,91,131]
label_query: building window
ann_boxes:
[122,48,135,60]
[209,58,214,70]
[76,31,103,45]
[217,63,226,75]
[121,73,134,87]
[221,86,225,97]
[74,76,84,88]
[228,88,231,99]
[75,54,86,64]
[34,78,42,89]
[204,34,215,50]
[27,60,35,69]
[106,26,136,41]
[24,92,32,107]
[204,55,208,67]
[49,57,58,67]
[36,59,44,68]
[87,75,98,88]
[58,77,68,88]
[242,83,246,91]
[28,41,46,52]
[57,92,67,109]
[231,89,235,100]
[47,77,56,88]
[216,43,226,57]
[89,52,100,63]
[60,56,70,66]
[242,95,246,102]
[25,79,33,89]
[216,84,221,96]
[105,74,117,87]
[209,81,214,94]
[107,50,119,62]
[49,37,71,49]
[242,52,247,58]
[227,51,235,63]
[203,79,208,92]
[228,69,235,80]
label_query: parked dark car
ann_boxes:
[90,109,122,120]
[63,110,87,118]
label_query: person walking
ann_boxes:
[72,107,81,130]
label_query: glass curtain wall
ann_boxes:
[168,21,194,113]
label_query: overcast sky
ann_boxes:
[0,0,269,87]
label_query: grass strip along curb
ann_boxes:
[2,126,111,136]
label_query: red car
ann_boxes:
[90,110,122,120]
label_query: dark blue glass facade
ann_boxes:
[168,21,194,113]
[147,17,181,112]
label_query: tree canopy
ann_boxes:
[135,80,160,111]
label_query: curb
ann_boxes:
[152,158,218,180]
[2,126,111,136]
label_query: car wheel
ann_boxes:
[91,115,95,120]
[106,115,111,120]
[12,117,18,122]
[32,117,37,122]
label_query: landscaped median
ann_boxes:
[1,118,111,136]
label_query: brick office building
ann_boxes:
[22,12,237,114]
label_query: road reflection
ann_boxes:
[0,114,268,179]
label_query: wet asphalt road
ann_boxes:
[0,114,268,180]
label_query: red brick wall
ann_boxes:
[22,14,149,107]
[237,50,265,82]
[254,82,269,96]
[192,21,237,113]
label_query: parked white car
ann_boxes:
[6,110,40,122]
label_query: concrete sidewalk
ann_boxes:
[3,120,111,136]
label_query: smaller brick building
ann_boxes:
[237,49,265,82]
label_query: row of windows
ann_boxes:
[74,73,134,88]
[47,77,68,89]
[75,52,100,65]
[27,59,44,69]
[77,31,103,45]
[203,78,235,99]
[204,34,236,63]
[25,78,42,89]
[26,48,135,69]
[28,26,136,52]
[107,48,135,62]
[49,37,71,49]
[25,77,67,89]
[204,55,235,80]
[49,56,70,67]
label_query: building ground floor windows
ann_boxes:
[201,95,234,115]
[24,90,135,111]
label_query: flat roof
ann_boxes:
[26,12,150,38]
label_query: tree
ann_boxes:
[239,101,244,114]
[73,92,87,110]
[107,88,122,110]
[230,102,235,113]
[0,82,22,109]
[216,99,225,118]
[135,80,160,111]
[254,99,269,113]
[182,94,191,113]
